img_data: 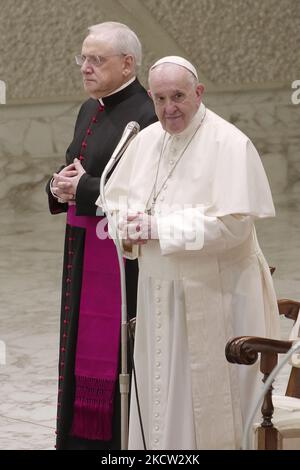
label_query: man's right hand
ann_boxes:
[51,163,78,203]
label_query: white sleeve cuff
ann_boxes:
[107,212,139,260]
[156,208,205,255]
[50,177,66,203]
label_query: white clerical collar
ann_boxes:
[167,103,206,141]
[98,76,136,105]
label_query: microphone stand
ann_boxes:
[99,122,139,450]
[241,340,300,450]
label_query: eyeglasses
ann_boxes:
[75,54,125,67]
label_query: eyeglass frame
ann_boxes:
[75,53,127,67]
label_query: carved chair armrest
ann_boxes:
[226,336,295,449]
[277,299,300,322]
[225,336,293,366]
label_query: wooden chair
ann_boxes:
[226,298,300,450]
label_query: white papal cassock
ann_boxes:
[96,103,280,450]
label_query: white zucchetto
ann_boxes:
[150,56,198,80]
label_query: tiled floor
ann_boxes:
[0,196,299,449]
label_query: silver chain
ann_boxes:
[146,108,206,214]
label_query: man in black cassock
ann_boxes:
[45,22,157,450]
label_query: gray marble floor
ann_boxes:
[0,203,65,450]
[0,194,299,450]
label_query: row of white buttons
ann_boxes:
[155,181,169,207]
[153,281,163,448]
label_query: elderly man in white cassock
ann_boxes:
[96,56,280,450]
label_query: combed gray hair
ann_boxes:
[88,22,142,69]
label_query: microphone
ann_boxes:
[98,121,140,211]
[109,121,140,164]
[98,121,140,212]
[99,121,140,204]
[98,120,140,449]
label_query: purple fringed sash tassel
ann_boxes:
[71,376,116,440]
[67,205,121,441]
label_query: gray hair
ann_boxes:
[88,22,142,69]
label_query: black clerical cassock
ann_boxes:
[46,79,157,450]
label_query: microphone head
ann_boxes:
[125,121,140,135]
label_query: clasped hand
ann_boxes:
[52,158,86,203]
[118,212,158,246]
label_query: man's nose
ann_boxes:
[164,101,178,114]
[81,61,92,73]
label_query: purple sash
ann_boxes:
[67,205,121,440]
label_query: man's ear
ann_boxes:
[123,54,134,77]
[147,89,153,99]
[196,83,205,99]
